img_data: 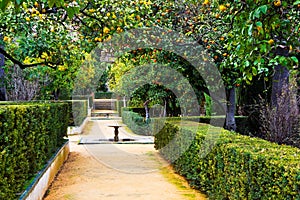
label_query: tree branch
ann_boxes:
[226,2,246,33]
[0,48,60,69]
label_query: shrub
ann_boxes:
[122,109,165,136]
[155,122,300,199]
[67,100,88,126]
[258,79,300,147]
[166,116,249,134]
[0,102,69,199]
[94,92,113,99]
[122,110,152,135]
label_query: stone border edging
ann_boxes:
[19,140,70,200]
[67,116,89,135]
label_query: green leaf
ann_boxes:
[291,56,298,64]
[246,73,252,81]
[253,9,260,19]
[293,1,300,5]
[252,67,258,76]
[0,0,10,10]
[248,24,253,36]
[245,60,250,67]
[260,44,267,53]
[48,0,56,7]
[259,5,268,14]
[65,7,75,19]
[256,21,262,27]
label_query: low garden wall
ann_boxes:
[154,122,300,199]
[0,102,70,199]
[20,140,69,200]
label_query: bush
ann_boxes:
[166,116,249,134]
[122,107,146,116]
[122,110,152,135]
[155,122,300,199]
[122,109,165,136]
[257,79,300,147]
[94,92,113,99]
[0,102,69,199]
[66,100,88,126]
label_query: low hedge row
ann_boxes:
[122,107,146,116]
[0,102,69,199]
[94,92,113,99]
[121,110,165,136]
[122,110,152,135]
[122,107,250,134]
[155,122,300,199]
[67,100,88,126]
[0,100,88,127]
[166,116,250,134]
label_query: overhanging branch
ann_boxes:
[0,48,60,69]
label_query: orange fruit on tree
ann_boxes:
[203,0,209,6]
[219,5,226,12]
[3,36,9,41]
[274,0,281,7]
[268,39,274,45]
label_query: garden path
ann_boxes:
[43,119,207,200]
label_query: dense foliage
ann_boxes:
[0,102,69,199]
[155,122,300,199]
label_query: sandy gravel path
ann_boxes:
[43,119,207,200]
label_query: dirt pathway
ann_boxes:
[43,120,207,200]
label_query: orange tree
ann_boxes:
[0,0,153,100]
[145,0,300,130]
[109,48,209,116]
[1,0,299,128]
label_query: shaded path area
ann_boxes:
[43,119,207,200]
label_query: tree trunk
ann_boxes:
[271,65,289,108]
[225,87,236,131]
[271,47,290,108]
[0,34,7,101]
[163,99,167,117]
[143,100,150,123]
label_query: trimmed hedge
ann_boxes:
[67,100,88,126]
[166,116,249,134]
[122,110,152,135]
[94,92,113,99]
[122,107,146,116]
[0,102,69,199]
[155,122,300,199]
[122,108,250,134]
[0,100,88,127]
[122,110,165,136]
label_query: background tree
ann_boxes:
[0,34,6,100]
[146,0,300,130]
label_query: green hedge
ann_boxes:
[94,92,113,99]
[122,110,152,135]
[0,100,88,127]
[166,116,249,134]
[122,108,249,134]
[67,100,88,126]
[155,122,300,199]
[122,107,146,116]
[0,102,69,199]
[122,110,165,136]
